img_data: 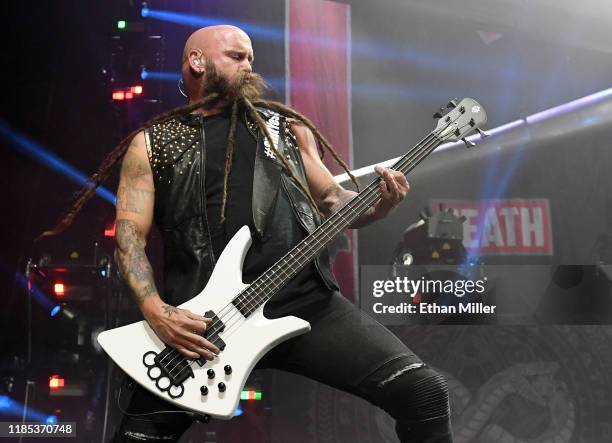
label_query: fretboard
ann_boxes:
[232,131,443,316]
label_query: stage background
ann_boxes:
[2,0,612,441]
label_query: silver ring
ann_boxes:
[178,78,188,98]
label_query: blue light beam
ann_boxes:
[0,120,116,205]
[140,7,508,81]
[141,8,284,40]
[0,395,52,422]
[14,272,60,317]
[141,68,181,82]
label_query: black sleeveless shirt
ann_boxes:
[202,112,333,318]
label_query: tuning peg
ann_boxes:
[462,138,476,148]
[446,99,459,109]
[476,128,489,138]
[433,107,446,119]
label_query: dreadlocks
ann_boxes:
[41,61,359,238]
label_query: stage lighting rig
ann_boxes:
[393,205,467,267]
[104,1,164,114]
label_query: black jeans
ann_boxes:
[111,293,453,442]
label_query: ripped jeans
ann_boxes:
[112,293,453,442]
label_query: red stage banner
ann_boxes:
[287,0,357,300]
[430,199,554,256]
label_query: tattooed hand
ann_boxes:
[371,166,409,220]
[144,304,219,360]
[116,218,218,359]
[114,132,218,360]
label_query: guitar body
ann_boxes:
[97,225,311,419]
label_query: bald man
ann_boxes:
[180,26,257,106]
[111,25,452,442]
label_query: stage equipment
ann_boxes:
[22,248,125,441]
[26,256,117,362]
[106,0,165,116]
[390,205,495,325]
[98,98,487,419]
[393,205,467,267]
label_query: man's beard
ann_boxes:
[200,57,266,106]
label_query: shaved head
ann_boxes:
[181,25,255,104]
[182,25,251,62]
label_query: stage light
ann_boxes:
[117,20,127,30]
[14,273,55,312]
[0,395,12,411]
[240,389,262,400]
[140,69,180,81]
[138,7,505,80]
[46,415,58,424]
[233,406,243,417]
[140,8,283,40]
[0,395,54,422]
[104,221,116,237]
[0,121,116,205]
[527,87,612,125]
[113,87,142,101]
[54,283,65,297]
[48,375,65,390]
[50,305,61,317]
[112,91,125,101]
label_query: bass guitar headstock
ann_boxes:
[433,98,488,148]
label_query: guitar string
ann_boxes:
[156,131,440,382]
[166,117,475,381]
[237,110,479,313]
[197,130,440,342]
[202,131,439,336]
[166,126,459,380]
[163,130,438,371]
[163,130,446,380]
[164,115,476,381]
[208,131,442,333]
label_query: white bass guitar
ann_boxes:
[98,98,487,419]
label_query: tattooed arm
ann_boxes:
[115,131,218,360]
[290,122,410,229]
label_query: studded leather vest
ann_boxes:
[144,109,339,306]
